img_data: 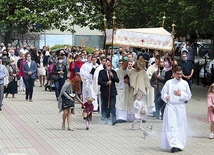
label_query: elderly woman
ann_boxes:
[5,59,19,98]
[58,74,83,131]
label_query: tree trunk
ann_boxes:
[4,30,12,48]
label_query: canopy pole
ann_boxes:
[162,13,166,28]
[103,14,107,55]
[171,23,176,69]
[108,12,116,108]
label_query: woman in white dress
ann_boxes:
[37,52,47,87]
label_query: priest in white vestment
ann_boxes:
[115,58,130,122]
[146,56,159,113]
[161,66,192,153]
[80,55,98,110]
[92,56,106,115]
[127,58,150,121]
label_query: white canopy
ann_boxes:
[105,27,173,51]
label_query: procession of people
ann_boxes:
[4,42,214,154]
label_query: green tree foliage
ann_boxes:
[0,0,76,45]
[0,0,213,46]
[71,0,213,39]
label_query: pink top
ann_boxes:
[164,61,172,71]
[207,93,214,122]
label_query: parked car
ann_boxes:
[198,43,213,59]
[199,58,214,84]
[174,41,205,56]
[174,41,188,56]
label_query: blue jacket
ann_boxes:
[22,61,38,79]
[0,64,8,85]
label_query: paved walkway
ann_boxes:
[0,81,214,155]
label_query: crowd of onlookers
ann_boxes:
[0,42,194,109]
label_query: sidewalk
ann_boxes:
[0,82,213,155]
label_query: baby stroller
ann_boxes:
[45,64,55,92]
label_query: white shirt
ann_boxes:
[27,60,31,68]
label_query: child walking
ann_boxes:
[207,82,214,139]
[131,92,147,130]
[82,97,94,130]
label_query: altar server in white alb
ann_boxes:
[161,66,192,153]
[80,54,98,111]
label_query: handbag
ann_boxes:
[61,95,74,110]
[30,73,36,79]
[51,74,59,81]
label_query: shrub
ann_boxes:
[50,44,71,51]
[50,44,94,54]
[86,46,95,54]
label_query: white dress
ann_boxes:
[38,59,46,76]
[133,100,146,119]
[161,78,192,150]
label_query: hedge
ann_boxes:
[50,44,94,54]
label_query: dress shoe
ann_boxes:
[86,127,89,130]
[29,99,33,102]
[0,108,2,111]
[171,147,182,153]
[112,121,117,126]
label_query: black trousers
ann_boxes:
[25,78,35,99]
[101,95,116,123]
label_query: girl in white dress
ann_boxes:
[131,92,146,130]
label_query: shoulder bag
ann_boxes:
[30,73,37,79]
[62,93,75,110]
[51,74,59,81]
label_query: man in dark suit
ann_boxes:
[98,60,119,125]
[150,61,166,120]
[178,52,194,90]
[23,52,38,102]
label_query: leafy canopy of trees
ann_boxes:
[0,0,213,46]
[0,0,76,45]
[72,0,214,40]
